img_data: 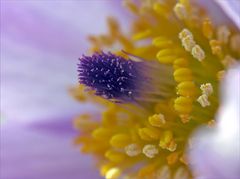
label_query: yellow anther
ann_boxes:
[209,40,222,56]
[122,0,139,14]
[179,28,193,40]
[156,165,171,179]
[177,81,196,97]
[124,143,142,157]
[105,150,126,163]
[100,163,114,177]
[174,167,189,179]
[167,152,179,165]
[138,163,157,178]
[148,113,166,127]
[159,130,177,151]
[207,120,216,127]
[173,58,188,69]
[222,55,237,67]
[157,54,177,64]
[92,127,113,140]
[153,3,169,17]
[110,133,131,148]
[174,96,192,114]
[173,68,193,82]
[157,49,173,57]
[174,3,187,20]
[197,94,210,107]
[200,83,213,96]
[106,167,121,179]
[138,127,161,141]
[191,45,205,61]
[152,37,173,48]
[180,114,191,123]
[217,70,225,81]
[230,34,240,53]
[132,29,152,41]
[182,35,196,52]
[217,25,230,44]
[202,18,213,39]
[142,144,159,158]
[175,96,192,106]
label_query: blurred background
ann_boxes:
[0,1,129,179]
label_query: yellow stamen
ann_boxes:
[217,25,230,44]
[142,144,159,158]
[110,133,131,148]
[138,127,161,141]
[200,83,213,96]
[105,167,121,179]
[173,58,189,70]
[124,143,142,157]
[177,81,197,97]
[197,94,210,107]
[174,3,187,20]
[191,45,205,61]
[148,113,166,127]
[173,68,193,82]
[202,18,214,39]
[105,150,126,163]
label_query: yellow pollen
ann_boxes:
[191,44,205,61]
[105,167,121,179]
[92,127,113,140]
[142,144,159,158]
[174,3,187,20]
[179,28,193,39]
[217,25,231,44]
[200,83,213,96]
[182,35,196,52]
[124,143,142,157]
[197,94,210,107]
[148,113,166,127]
[202,18,213,39]
[230,34,240,53]
[209,40,222,56]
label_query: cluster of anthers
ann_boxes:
[72,0,240,179]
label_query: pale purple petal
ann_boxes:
[1,1,128,179]
[189,64,240,179]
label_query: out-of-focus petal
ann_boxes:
[1,119,101,179]
[0,0,129,123]
[1,1,129,179]
[214,0,240,30]
[189,64,240,179]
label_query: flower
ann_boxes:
[73,0,240,178]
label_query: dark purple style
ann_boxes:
[78,52,144,103]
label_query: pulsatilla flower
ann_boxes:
[73,0,240,178]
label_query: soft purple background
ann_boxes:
[0,1,129,179]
